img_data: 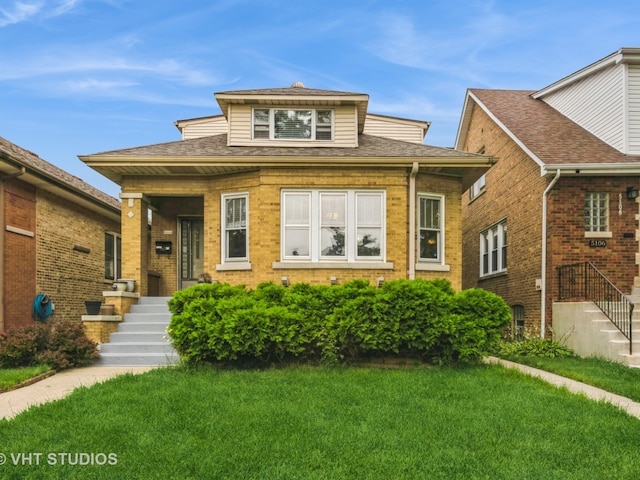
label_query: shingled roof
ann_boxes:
[0,136,120,212]
[461,89,637,167]
[83,133,482,160]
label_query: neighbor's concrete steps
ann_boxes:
[95,297,179,366]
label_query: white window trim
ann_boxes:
[220,192,249,263]
[252,108,334,141]
[480,220,507,278]
[417,193,445,264]
[469,174,486,201]
[280,189,386,264]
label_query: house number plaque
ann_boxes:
[589,239,607,248]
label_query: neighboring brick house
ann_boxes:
[456,48,640,348]
[80,83,492,296]
[0,136,121,331]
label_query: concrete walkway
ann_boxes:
[486,357,640,420]
[0,366,157,421]
[2,360,640,422]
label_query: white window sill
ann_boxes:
[584,231,612,238]
[415,263,451,272]
[216,262,252,271]
[272,261,394,270]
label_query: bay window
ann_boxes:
[282,190,385,262]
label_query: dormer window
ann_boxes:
[253,108,333,141]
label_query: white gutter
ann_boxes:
[408,162,419,279]
[541,169,561,338]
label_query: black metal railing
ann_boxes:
[557,262,633,354]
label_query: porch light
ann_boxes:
[627,186,639,200]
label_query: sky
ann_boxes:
[1,0,639,199]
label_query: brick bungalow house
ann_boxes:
[80,83,492,297]
[456,47,640,363]
[0,136,121,331]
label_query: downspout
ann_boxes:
[541,169,561,338]
[0,167,26,331]
[408,162,419,280]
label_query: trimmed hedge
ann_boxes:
[167,279,510,366]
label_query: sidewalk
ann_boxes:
[0,366,157,421]
[486,357,640,420]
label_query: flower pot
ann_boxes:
[112,281,127,292]
[118,279,136,292]
[85,301,102,315]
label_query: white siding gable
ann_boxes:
[176,116,227,140]
[629,65,640,155]
[542,63,625,152]
[363,115,429,144]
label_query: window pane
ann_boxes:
[357,228,381,257]
[285,194,310,224]
[357,194,381,226]
[316,110,332,140]
[419,198,440,229]
[226,197,246,228]
[284,228,310,257]
[321,194,345,226]
[227,230,247,258]
[321,227,345,256]
[419,230,439,259]
[105,233,114,280]
[274,110,312,139]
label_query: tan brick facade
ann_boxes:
[121,166,465,295]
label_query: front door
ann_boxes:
[179,217,204,289]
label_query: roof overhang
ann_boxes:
[533,47,640,99]
[80,154,493,191]
[542,162,640,177]
[0,155,120,221]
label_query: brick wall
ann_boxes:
[547,177,638,295]
[36,189,120,323]
[461,106,548,334]
[3,179,36,331]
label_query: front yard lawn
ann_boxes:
[0,365,51,391]
[0,365,639,479]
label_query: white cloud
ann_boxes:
[0,1,44,27]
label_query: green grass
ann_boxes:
[0,365,51,391]
[499,355,640,402]
[0,365,639,479]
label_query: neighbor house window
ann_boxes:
[512,305,525,340]
[584,192,609,232]
[253,108,333,141]
[418,194,443,261]
[480,220,507,277]
[105,232,121,281]
[470,174,486,200]
[222,193,248,262]
[282,190,384,262]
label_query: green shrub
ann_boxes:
[167,279,511,366]
[0,320,98,370]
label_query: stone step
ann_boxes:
[109,331,167,343]
[95,352,180,367]
[96,296,178,367]
[101,342,176,355]
[117,321,170,333]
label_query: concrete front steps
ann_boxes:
[553,301,640,367]
[95,296,180,367]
